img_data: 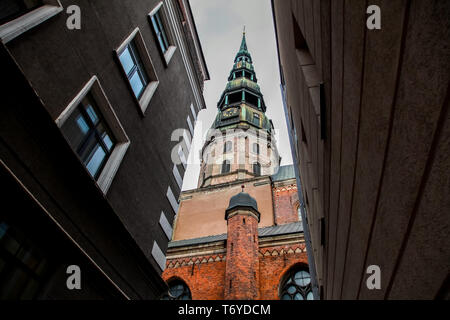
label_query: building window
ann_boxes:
[0,0,63,43]
[280,267,313,300]
[119,40,149,99]
[161,280,191,300]
[0,222,50,299]
[253,162,261,176]
[224,141,232,153]
[252,143,259,154]
[116,28,159,114]
[253,113,260,126]
[56,76,130,194]
[222,160,231,174]
[149,2,177,65]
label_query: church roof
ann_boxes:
[226,191,258,213]
[168,221,303,248]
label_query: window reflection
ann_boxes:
[61,93,116,179]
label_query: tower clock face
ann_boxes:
[222,107,239,118]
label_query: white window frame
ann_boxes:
[166,186,179,214]
[172,164,183,190]
[115,27,159,115]
[159,211,173,240]
[0,0,63,44]
[149,1,177,66]
[55,76,130,194]
[187,115,194,137]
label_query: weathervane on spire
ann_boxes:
[243,25,246,35]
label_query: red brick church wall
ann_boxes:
[162,243,308,300]
[273,183,299,225]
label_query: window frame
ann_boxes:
[223,141,232,153]
[148,1,177,66]
[252,143,260,155]
[0,0,62,44]
[279,267,313,300]
[253,162,261,176]
[55,76,130,194]
[221,160,231,174]
[115,28,159,115]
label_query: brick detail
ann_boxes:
[224,210,260,299]
[273,184,299,225]
[162,243,308,300]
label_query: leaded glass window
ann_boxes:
[280,268,313,300]
[161,280,191,300]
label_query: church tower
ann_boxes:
[198,30,280,188]
[162,32,310,301]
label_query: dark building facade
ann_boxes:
[272,0,450,299]
[0,0,208,299]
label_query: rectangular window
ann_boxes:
[149,2,177,65]
[119,40,149,99]
[116,28,159,115]
[0,0,43,24]
[61,93,116,179]
[253,113,260,126]
[222,160,231,174]
[151,10,169,53]
[56,76,130,194]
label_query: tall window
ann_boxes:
[161,280,191,300]
[222,160,231,174]
[253,162,261,176]
[119,40,149,99]
[150,9,169,54]
[253,113,260,126]
[280,267,313,300]
[252,143,259,154]
[0,222,50,299]
[0,0,43,24]
[61,93,116,179]
[223,141,232,153]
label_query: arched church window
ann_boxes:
[224,141,232,153]
[253,162,261,176]
[222,160,231,173]
[279,267,313,300]
[161,280,191,300]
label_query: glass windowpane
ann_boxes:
[129,69,144,98]
[119,47,135,76]
[85,144,107,177]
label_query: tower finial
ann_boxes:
[241,185,245,193]
[243,25,245,35]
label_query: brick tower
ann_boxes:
[224,189,260,299]
[162,31,311,301]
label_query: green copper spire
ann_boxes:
[235,27,252,63]
[212,30,273,134]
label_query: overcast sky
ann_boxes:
[182,0,292,190]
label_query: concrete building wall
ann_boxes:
[272,0,450,299]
